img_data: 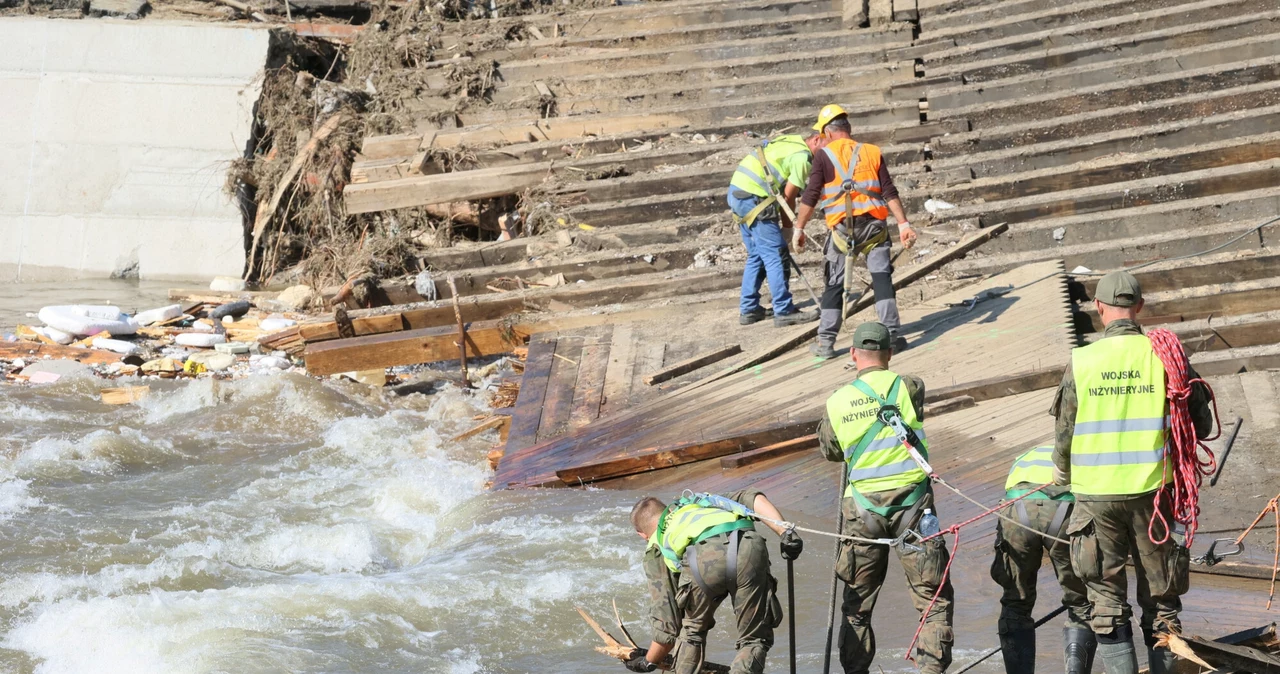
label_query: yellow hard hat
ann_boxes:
[813,104,847,131]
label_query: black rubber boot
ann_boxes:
[774,309,818,327]
[1096,631,1139,674]
[1064,626,1097,674]
[1147,647,1177,674]
[999,629,1036,674]
[809,340,836,359]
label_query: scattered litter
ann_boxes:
[1052,227,1066,241]
[38,305,137,336]
[133,304,183,326]
[923,198,956,214]
[92,337,142,355]
[175,333,226,348]
[1071,265,1093,274]
[215,342,251,355]
[210,300,252,320]
[33,326,74,345]
[275,285,320,312]
[414,271,439,301]
[27,371,61,385]
[209,276,247,292]
[188,351,236,371]
[255,355,292,370]
[259,317,298,332]
[643,254,655,263]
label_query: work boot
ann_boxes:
[999,629,1036,674]
[774,309,818,327]
[1096,638,1139,674]
[809,340,837,360]
[739,307,773,325]
[891,335,909,353]
[1064,626,1097,674]
[1147,646,1177,674]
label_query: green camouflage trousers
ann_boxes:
[990,498,1091,633]
[674,529,782,674]
[1067,495,1190,639]
[836,486,954,674]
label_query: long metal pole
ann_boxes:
[786,255,822,308]
[1209,416,1244,487]
[822,468,848,674]
[951,605,1068,674]
[787,558,797,674]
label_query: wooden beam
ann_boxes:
[644,344,741,385]
[344,162,552,214]
[713,223,1010,379]
[506,334,559,453]
[555,419,820,485]
[925,366,1066,404]
[719,434,818,469]
[303,321,524,376]
[0,341,123,365]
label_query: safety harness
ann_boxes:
[821,144,888,257]
[731,140,801,228]
[657,492,756,599]
[843,377,931,538]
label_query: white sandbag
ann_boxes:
[33,326,74,345]
[133,304,182,327]
[39,305,137,337]
[92,337,142,355]
[259,317,297,332]
[175,333,226,348]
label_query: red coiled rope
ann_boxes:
[1146,328,1222,548]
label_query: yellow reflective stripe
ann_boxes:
[1073,446,1167,467]
[848,458,919,481]
[734,165,773,193]
[1074,418,1166,434]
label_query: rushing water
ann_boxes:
[0,280,1009,673]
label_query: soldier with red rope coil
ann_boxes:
[1051,271,1218,674]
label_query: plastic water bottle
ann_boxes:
[919,509,940,538]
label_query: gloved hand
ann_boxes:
[898,222,917,249]
[624,649,656,673]
[780,529,804,560]
[793,227,807,253]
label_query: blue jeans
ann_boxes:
[727,188,795,316]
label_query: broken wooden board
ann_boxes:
[344,162,553,214]
[0,341,123,365]
[101,386,150,405]
[644,344,741,385]
[495,260,1073,488]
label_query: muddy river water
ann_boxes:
[0,280,1005,673]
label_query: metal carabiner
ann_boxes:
[1193,538,1244,566]
[841,179,855,193]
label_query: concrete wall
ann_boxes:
[0,18,272,282]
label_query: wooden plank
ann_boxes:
[925,365,1067,404]
[101,386,150,405]
[554,418,820,486]
[303,321,523,376]
[430,113,692,149]
[0,341,122,365]
[344,162,552,214]
[570,330,612,427]
[719,434,819,469]
[600,324,636,417]
[644,344,741,385]
[714,223,1011,379]
[505,334,559,453]
[537,337,586,442]
[360,133,422,160]
[451,415,507,441]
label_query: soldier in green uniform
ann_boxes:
[1052,271,1215,674]
[990,445,1094,674]
[628,489,804,674]
[817,322,954,674]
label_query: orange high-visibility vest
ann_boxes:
[820,138,889,228]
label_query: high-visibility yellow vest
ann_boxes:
[825,369,928,497]
[820,138,889,228]
[1069,334,1171,496]
[1005,446,1074,501]
[648,501,753,573]
[729,134,810,200]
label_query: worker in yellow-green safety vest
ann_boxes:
[989,445,1094,674]
[627,490,803,674]
[727,134,821,328]
[817,321,953,674]
[1052,271,1215,674]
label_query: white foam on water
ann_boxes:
[0,470,38,522]
[12,427,182,477]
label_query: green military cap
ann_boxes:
[1094,270,1143,307]
[851,322,892,350]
